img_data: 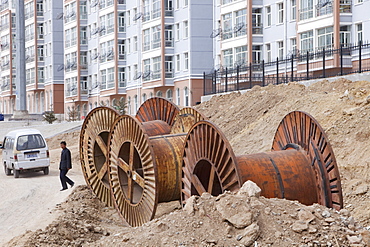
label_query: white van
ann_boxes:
[1,129,50,178]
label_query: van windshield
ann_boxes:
[16,134,46,151]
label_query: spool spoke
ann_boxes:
[191,174,207,195]
[207,166,216,194]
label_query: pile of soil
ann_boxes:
[5,78,370,246]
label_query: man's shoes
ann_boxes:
[60,188,67,191]
[71,182,75,188]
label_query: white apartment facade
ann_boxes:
[0,0,65,115]
[63,0,214,118]
[214,0,368,75]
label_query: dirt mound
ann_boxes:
[46,130,80,150]
[8,182,370,246]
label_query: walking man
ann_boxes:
[59,141,74,191]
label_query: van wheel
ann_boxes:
[4,164,11,176]
[14,169,20,178]
[43,167,49,175]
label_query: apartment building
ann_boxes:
[214,0,367,76]
[0,0,64,115]
[63,0,213,118]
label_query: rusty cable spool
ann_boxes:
[135,97,180,126]
[170,107,207,134]
[108,115,186,227]
[79,107,120,207]
[181,111,343,210]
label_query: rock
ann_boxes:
[240,222,260,246]
[264,207,271,215]
[354,184,368,195]
[343,108,357,116]
[321,210,331,218]
[216,197,254,228]
[308,226,318,234]
[298,209,315,223]
[201,192,212,200]
[346,235,362,244]
[183,196,196,215]
[236,235,243,241]
[340,209,350,217]
[292,221,309,233]
[275,231,283,238]
[360,229,370,245]
[237,181,262,198]
[325,217,336,223]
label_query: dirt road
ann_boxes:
[0,122,84,246]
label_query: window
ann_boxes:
[340,26,351,47]
[143,29,150,51]
[118,12,125,32]
[176,88,180,105]
[317,26,333,50]
[235,9,247,36]
[184,52,189,70]
[166,89,173,101]
[38,67,44,83]
[300,0,313,20]
[183,21,188,39]
[107,68,114,88]
[143,59,151,81]
[291,38,297,56]
[278,41,284,60]
[176,54,180,71]
[165,56,173,78]
[356,23,363,44]
[156,91,163,97]
[37,23,44,39]
[152,57,161,79]
[266,44,271,62]
[252,45,262,63]
[99,15,106,36]
[184,87,189,106]
[107,12,114,33]
[175,23,180,40]
[133,36,138,51]
[252,8,262,34]
[291,0,296,20]
[17,134,46,151]
[300,30,313,53]
[152,25,161,49]
[235,46,247,66]
[165,25,173,47]
[142,93,147,102]
[100,69,107,89]
[118,67,126,87]
[80,1,87,19]
[153,0,161,19]
[277,3,284,24]
[80,27,87,44]
[37,45,44,61]
[266,6,271,27]
[118,40,125,60]
[184,0,188,7]
[223,49,233,68]
[222,13,232,39]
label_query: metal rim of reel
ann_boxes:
[271,111,343,210]
[108,115,158,227]
[135,97,180,126]
[79,106,120,207]
[181,120,242,204]
[170,107,207,134]
[181,111,343,211]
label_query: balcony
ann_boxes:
[316,1,333,16]
[152,39,161,49]
[165,8,173,17]
[252,24,263,35]
[340,0,351,13]
[165,39,173,47]
[152,70,161,80]
[299,7,314,21]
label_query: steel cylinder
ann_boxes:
[141,120,171,136]
[235,149,318,205]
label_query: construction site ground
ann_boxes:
[1,78,370,246]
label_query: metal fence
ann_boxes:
[204,42,370,95]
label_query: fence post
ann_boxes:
[225,67,228,93]
[262,60,265,87]
[291,54,294,82]
[306,51,309,80]
[340,44,343,76]
[236,65,240,90]
[203,72,206,95]
[249,63,252,89]
[276,57,279,84]
[213,70,217,94]
[323,48,325,78]
[359,41,362,73]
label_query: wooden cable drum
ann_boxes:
[79,107,120,207]
[181,111,343,211]
[135,97,180,126]
[108,115,186,227]
[170,107,206,134]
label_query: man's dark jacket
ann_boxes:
[59,148,72,170]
